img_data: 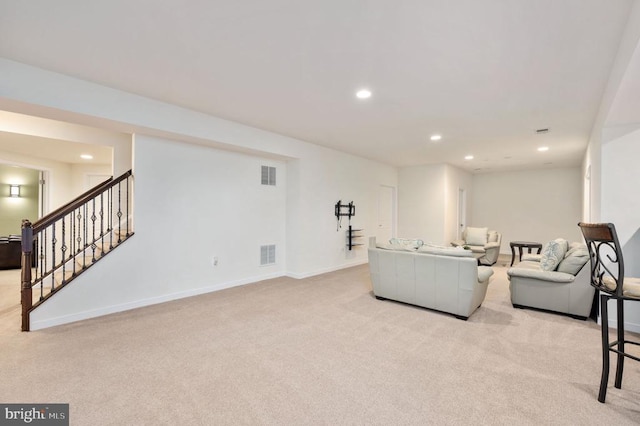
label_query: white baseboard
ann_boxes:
[286,259,368,280]
[30,271,285,331]
[601,317,640,334]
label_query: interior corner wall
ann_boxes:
[398,164,446,244]
[471,168,582,252]
[285,147,397,278]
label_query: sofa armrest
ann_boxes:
[484,242,500,249]
[507,268,575,283]
[477,266,494,282]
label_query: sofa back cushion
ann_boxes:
[540,238,569,271]
[465,227,488,246]
[556,243,589,275]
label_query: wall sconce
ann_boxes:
[9,184,20,197]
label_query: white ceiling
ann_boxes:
[0,131,112,165]
[0,0,635,172]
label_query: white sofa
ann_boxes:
[368,237,494,320]
[507,240,594,319]
[451,227,502,266]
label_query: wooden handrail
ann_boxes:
[33,170,132,234]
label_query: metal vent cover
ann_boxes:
[261,166,276,186]
[260,244,276,265]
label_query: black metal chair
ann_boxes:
[578,222,640,403]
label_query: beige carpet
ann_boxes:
[1,260,639,425]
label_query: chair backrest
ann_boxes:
[578,222,624,296]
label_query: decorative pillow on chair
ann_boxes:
[540,238,569,271]
[556,244,589,275]
[465,227,488,246]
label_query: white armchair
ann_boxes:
[451,227,502,266]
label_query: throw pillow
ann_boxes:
[389,238,424,250]
[556,245,589,275]
[465,227,488,246]
[540,238,569,271]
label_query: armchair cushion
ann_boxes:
[521,253,542,262]
[465,227,488,246]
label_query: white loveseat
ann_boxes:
[451,227,502,266]
[507,239,594,319]
[368,237,494,320]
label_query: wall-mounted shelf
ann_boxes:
[347,226,364,250]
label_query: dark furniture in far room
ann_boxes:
[0,236,22,269]
[509,241,543,266]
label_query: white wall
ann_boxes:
[69,163,113,196]
[472,168,582,252]
[398,164,446,244]
[444,165,473,244]
[599,128,640,332]
[397,164,472,246]
[602,127,640,267]
[285,147,397,278]
[31,135,289,329]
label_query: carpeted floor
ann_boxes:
[0,260,639,425]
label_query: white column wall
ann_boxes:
[600,128,640,332]
[444,165,473,244]
[398,164,446,244]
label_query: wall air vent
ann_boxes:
[535,128,550,134]
[260,244,276,266]
[261,166,276,186]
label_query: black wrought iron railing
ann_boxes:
[20,170,134,331]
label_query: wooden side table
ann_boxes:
[509,241,543,266]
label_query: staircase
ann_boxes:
[20,170,134,331]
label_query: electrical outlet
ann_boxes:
[213,256,218,266]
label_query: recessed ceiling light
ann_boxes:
[430,134,442,141]
[80,154,93,160]
[464,155,474,160]
[537,146,549,152]
[356,89,372,99]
